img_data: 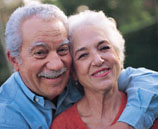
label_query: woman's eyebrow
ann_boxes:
[97,40,108,47]
[75,47,87,56]
[74,40,109,56]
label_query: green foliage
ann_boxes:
[124,23,158,71]
[42,0,156,33]
[56,0,156,33]
[41,0,65,14]
[0,42,10,85]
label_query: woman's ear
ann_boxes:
[7,51,20,71]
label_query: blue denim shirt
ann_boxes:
[0,67,158,129]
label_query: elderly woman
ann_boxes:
[51,10,158,129]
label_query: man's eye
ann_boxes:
[78,53,88,60]
[57,46,70,56]
[33,49,48,59]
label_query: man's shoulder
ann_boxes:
[0,72,49,129]
[0,101,29,128]
[0,72,23,123]
[0,72,20,104]
[0,72,27,118]
[0,72,18,88]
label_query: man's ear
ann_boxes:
[7,51,20,71]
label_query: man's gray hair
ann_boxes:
[5,3,67,58]
[68,10,125,68]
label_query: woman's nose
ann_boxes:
[91,53,104,66]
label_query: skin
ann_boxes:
[7,16,72,100]
[71,25,133,129]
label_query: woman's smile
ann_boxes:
[91,67,110,77]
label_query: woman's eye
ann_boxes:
[33,49,48,59]
[78,53,88,60]
[99,46,110,51]
[57,46,70,56]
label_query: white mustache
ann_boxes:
[38,67,67,79]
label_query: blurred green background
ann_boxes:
[0,0,158,85]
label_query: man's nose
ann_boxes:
[46,51,64,70]
[91,53,104,66]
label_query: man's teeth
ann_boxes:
[44,74,61,79]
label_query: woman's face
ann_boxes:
[71,25,121,92]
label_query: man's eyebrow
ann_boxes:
[28,42,47,52]
[28,40,70,52]
[59,39,70,46]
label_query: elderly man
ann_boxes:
[0,3,157,129]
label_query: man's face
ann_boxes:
[14,16,72,100]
